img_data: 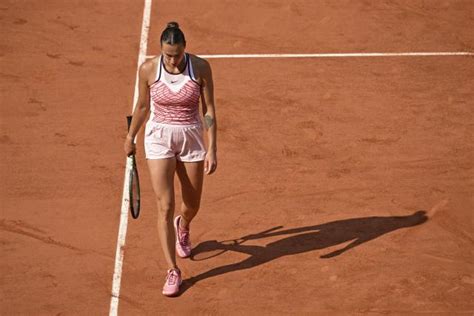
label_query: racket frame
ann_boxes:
[127,115,141,219]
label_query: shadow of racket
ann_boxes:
[190,226,283,261]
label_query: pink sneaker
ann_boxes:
[162,268,182,296]
[174,215,192,258]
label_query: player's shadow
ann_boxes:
[179,210,428,294]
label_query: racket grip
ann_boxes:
[126,115,133,132]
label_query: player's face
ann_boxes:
[161,43,185,69]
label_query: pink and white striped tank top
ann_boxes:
[149,53,201,125]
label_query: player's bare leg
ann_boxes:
[147,157,178,269]
[176,160,204,229]
[173,160,204,258]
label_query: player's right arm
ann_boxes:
[124,60,153,156]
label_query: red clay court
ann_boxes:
[1,0,473,314]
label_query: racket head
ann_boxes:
[129,156,140,219]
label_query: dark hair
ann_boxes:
[160,22,186,46]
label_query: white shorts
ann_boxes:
[144,121,207,162]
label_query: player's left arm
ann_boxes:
[199,58,217,175]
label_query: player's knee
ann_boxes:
[157,200,174,219]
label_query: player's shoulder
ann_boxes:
[139,56,159,74]
[189,53,211,69]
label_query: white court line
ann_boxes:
[147,51,473,59]
[109,0,152,315]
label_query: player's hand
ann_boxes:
[124,135,136,156]
[204,150,217,175]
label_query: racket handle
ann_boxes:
[126,115,133,132]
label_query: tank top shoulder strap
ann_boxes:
[186,53,199,85]
[157,55,163,82]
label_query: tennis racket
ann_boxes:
[127,115,141,219]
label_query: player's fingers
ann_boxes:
[125,143,136,156]
[208,160,217,175]
[204,158,210,174]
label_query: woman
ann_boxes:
[124,22,217,296]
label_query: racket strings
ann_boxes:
[129,158,141,219]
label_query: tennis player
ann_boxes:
[124,21,217,296]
